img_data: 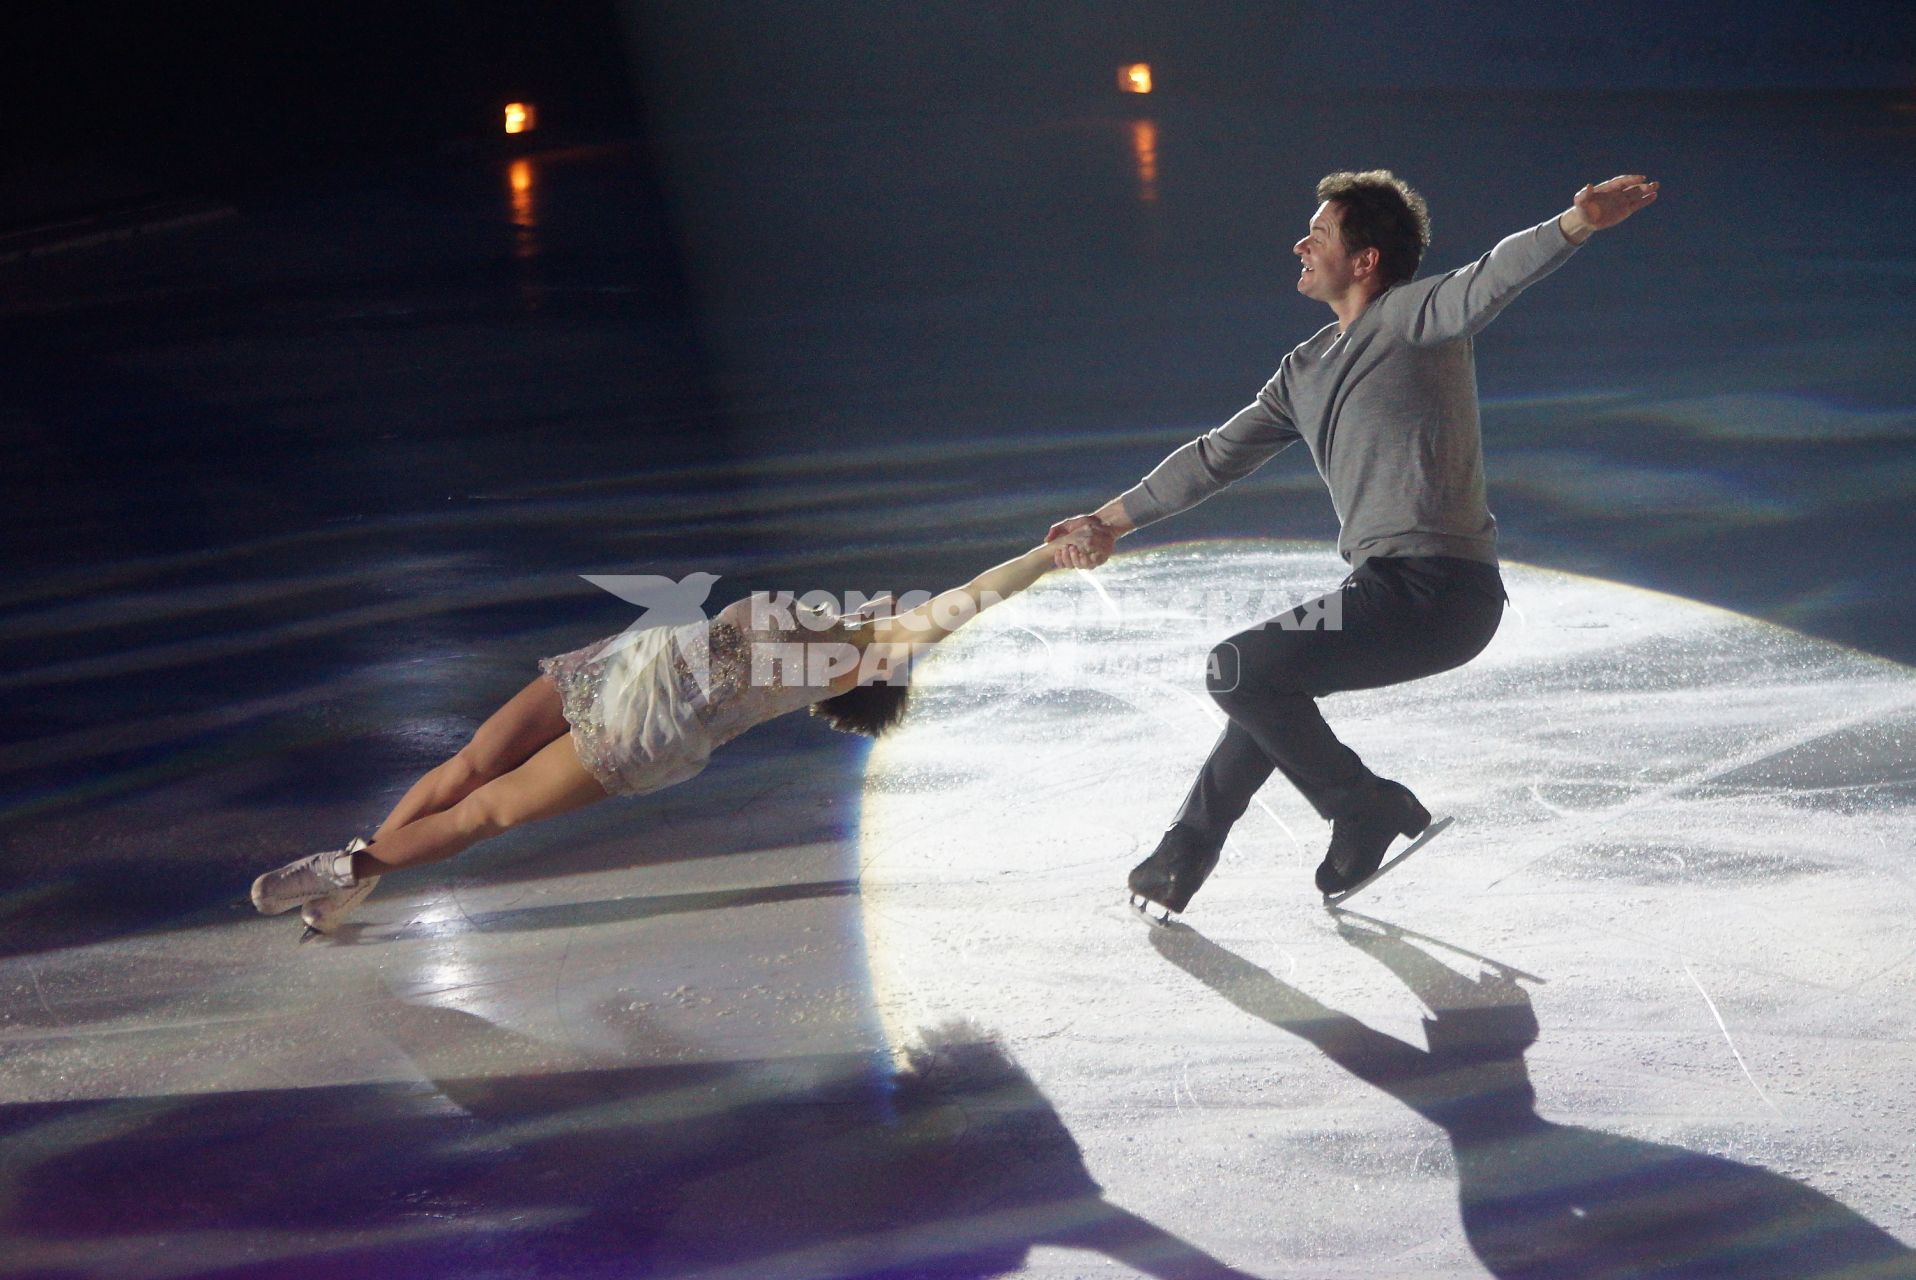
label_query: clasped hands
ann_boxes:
[1046,514,1118,570]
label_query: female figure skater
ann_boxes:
[251,529,1100,934]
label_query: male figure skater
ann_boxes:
[1049,171,1659,908]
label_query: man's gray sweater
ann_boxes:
[1119,216,1581,568]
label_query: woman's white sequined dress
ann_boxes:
[538,596,842,797]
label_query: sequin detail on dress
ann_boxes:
[679,616,817,750]
[536,643,628,795]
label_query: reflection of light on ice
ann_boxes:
[1131,118,1159,203]
[507,157,539,263]
[859,541,1916,1263]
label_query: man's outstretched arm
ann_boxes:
[1048,386,1302,568]
[1401,173,1659,345]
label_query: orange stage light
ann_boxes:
[504,102,535,135]
[1119,64,1153,95]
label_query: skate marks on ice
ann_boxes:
[307,876,865,947]
[1149,919,1916,1280]
[0,1002,1259,1279]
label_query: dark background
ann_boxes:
[8,2,1914,217]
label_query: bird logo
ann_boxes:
[581,571,722,697]
[580,571,721,629]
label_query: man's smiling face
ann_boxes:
[1293,200,1363,304]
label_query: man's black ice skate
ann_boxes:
[1128,825,1223,921]
[1316,779,1430,898]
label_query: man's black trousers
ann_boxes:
[1175,554,1505,838]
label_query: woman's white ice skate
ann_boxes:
[251,837,372,923]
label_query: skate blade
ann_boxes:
[1128,893,1177,926]
[298,925,323,944]
[1322,816,1454,908]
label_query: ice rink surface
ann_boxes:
[5,548,1913,1278]
[3,83,1915,1278]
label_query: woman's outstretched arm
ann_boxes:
[861,528,1096,666]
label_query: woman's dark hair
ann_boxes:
[1315,169,1430,288]
[810,680,912,738]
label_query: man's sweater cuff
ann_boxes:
[1117,486,1162,531]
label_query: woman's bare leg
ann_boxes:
[354,733,609,874]
[371,677,571,842]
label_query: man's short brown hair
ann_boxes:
[1315,170,1431,288]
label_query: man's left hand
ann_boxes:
[1563,174,1659,241]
